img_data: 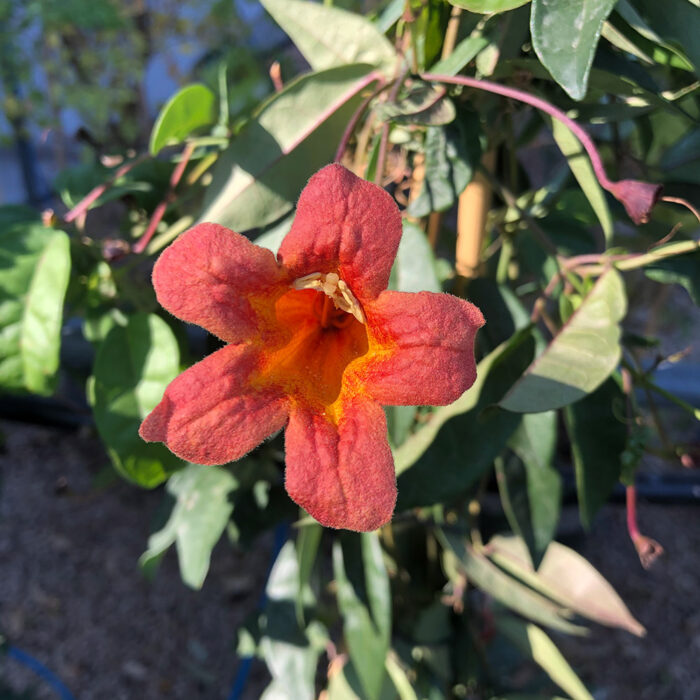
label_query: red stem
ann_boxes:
[334,79,387,163]
[132,141,195,254]
[626,485,641,541]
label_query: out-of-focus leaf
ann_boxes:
[467,280,531,348]
[385,653,419,700]
[645,251,700,306]
[487,535,646,636]
[660,130,700,171]
[149,84,217,155]
[496,616,594,700]
[430,35,490,76]
[500,269,626,413]
[260,0,396,75]
[0,224,70,395]
[376,0,405,33]
[201,64,376,232]
[548,117,613,243]
[0,205,39,228]
[139,464,236,588]
[499,411,560,566]
[564,377,627,528]
[448,0,530,13]
[333,534,391,700]
[90,313,184,487]
[632,0,700,75]
[395,329,535,509]
[392,221,441,293]
[295,522,322,625]
[408,111,481,218]
[254,215,293,256]
[531,0,618,100]
[260,541,326,700]
[438,531,587,635]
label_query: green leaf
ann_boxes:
[408,111,481,218]
[90,313,184,487]
[260,0,396,75]
[500,269,627,413]
[333,534,391,700]
[200,64,377,232]
[395,329,535,510]
[448,0,530,13]
[531,0,618,100]
[295,522,323,625]
[261,541,326,700]
[645,250,700,306]
[392,221,441,293]
[564,377,627,528]
[0,224,71,395]
[548,116,613,243]
[378,83,456,126]
[499,411,561,566]
[139,464,236,588]
[430,35,490,76]
[486,535,646,636]
[149,84,217,155]
[496,616,594,700]
[438,531,587,635]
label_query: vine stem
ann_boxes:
[420,72,665,224]
[626,485,664,570]
[132,141,195,254]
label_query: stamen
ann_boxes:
[292,271,365,323]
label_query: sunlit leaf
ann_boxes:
[430,35,490,76]
[438,531,587,635]
[90,313,184,487]
[201,64,377,232]
[260,0,396,75]
[487,535,646,636]
[500,269,626,413]
[0,224,71,395]
[548,116,613,243]
[564,377,627,528]
[448,0,530,13]
[496,616,594,700]
[139,464,236,588]
[531,0,621,100]
[149,84,217,155]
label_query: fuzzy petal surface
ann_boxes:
[362,290,485,406]
[284,397,396,532]
[278,164,402,301]
[152,222,286,343]
[140,344,288,465]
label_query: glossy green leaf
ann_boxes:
[0,224,71,395]
[500,269,626,413]
[260,0,396,75]
[201,64,376,232]
[499,411,561,566]
[408,111,481,218]
[261,541,326,700]
[645,251,700,306]
[333,534,390,700]
[496,617,594,700]
[564,377,627,528]
[531,0,618,100]
[395,329,535,510]
[90,313,184,487]
[487,535,646,636]
[548,116,613,243]
[149,84,217,155]
[139,464,236,588]
[430,35,490,76]
[448,0,530,13]
[438,531,587,635]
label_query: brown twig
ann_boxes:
[132,142,195,254]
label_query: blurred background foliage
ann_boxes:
[0,0,699,698]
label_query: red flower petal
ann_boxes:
[140,344,288,465]
[278,164,402,301]
[152,223,286,343]
[284,397,396,531]
[361,291,485,406]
